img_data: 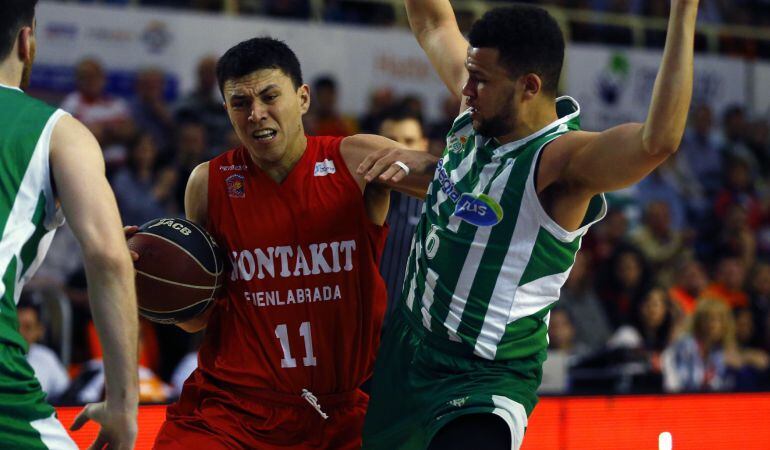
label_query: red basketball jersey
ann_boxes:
[200,136,388,397]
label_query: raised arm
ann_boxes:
[405,0,468,100]
[546,0,698,196]
[50,115,138,449]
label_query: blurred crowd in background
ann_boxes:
[20,0,770,405]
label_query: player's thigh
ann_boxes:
[428,413,511,450]
[153,418,242,450]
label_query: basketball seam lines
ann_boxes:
[139,298,212,314]
[136,269,222,290]
[135,232,222,277]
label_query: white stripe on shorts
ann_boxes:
[490,395,528,450]
[30,412,78,450]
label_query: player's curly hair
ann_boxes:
[0,0,39,61]
[468,5,564,95]
[216,36,304,96]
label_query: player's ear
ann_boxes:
[17,26,33,61]
[521,73,542,100]
[298,84,310,114]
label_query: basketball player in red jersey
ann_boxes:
[152,37,436,449]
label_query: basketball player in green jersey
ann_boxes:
[359,1,700,449]
[0,2,138,448]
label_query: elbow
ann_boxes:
[641,132,681,158]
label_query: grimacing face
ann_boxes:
[223,69,310,166]
[462,47,520,138]
[378,118,428,151]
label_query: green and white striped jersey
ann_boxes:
[0,84,67,351]
[401,96,606,361]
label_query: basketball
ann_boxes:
[127,218,224,324]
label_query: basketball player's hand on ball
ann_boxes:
[124,225,139,261]
[70,401,138,450]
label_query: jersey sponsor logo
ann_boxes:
[447,135,463,153]
[226,174,245,198]
[314,159,336,177]
[436,159,461,203]
[219,164,248,171]
[243,285,342,307]
[454,193,503,226]
[229,240,357,282]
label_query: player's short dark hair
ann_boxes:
[468,5,564,95]
[0,0,38,61]
[216,36,303,96]
[380,105,424,129]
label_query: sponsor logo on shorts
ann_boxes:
[226,174,246,198]
[454,193,503,226]
[314,159,336,177]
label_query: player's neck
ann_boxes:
[0,61,23,89]
[497,100,558,145]
[250,134,308,184]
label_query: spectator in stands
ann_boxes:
[668,258,710,315]
[130,67,175,153]
[702,255,750,309]
[112,132,177,226]
[377,107,428,323]
[714,204,757,269]
[749,263,770,350]
[621,288,679,368]
[597,244,652,328]
[170,122,208,213]
[584,208,630,267]
[561,251,613,353]
[714,157,764,231]
[733,307,770,390]
[358,86,395,133]
[427,95,462,156]
[17,299,70,403]
[679,104,722,195]
[60,58,135,169]
[175,55,230,151]
[662,299,741,392]
[304,75,357,136]
[630,200,693,286]
[634,164,689,232]
[719,106,757,168]
[540,309,581,394]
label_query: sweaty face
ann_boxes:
[224,69,309,165]
[378,118,428,151]
[462,47,518,138]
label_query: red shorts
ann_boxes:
[153,370,368,450]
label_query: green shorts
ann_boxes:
[362,307,542,450]
[0,344,77,450]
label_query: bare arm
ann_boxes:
[341,134,438,199]
[176,162,214,333]
[405,0,468,100]
[544,1,698,197]
[50,115,138,447]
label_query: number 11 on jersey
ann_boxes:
[275,322,317,368]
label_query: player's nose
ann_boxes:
[248,103,269,123]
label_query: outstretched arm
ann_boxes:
[341,134,438,200]
[405,0,468,100]
[545,0,698,196]
[51,115,138,449]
